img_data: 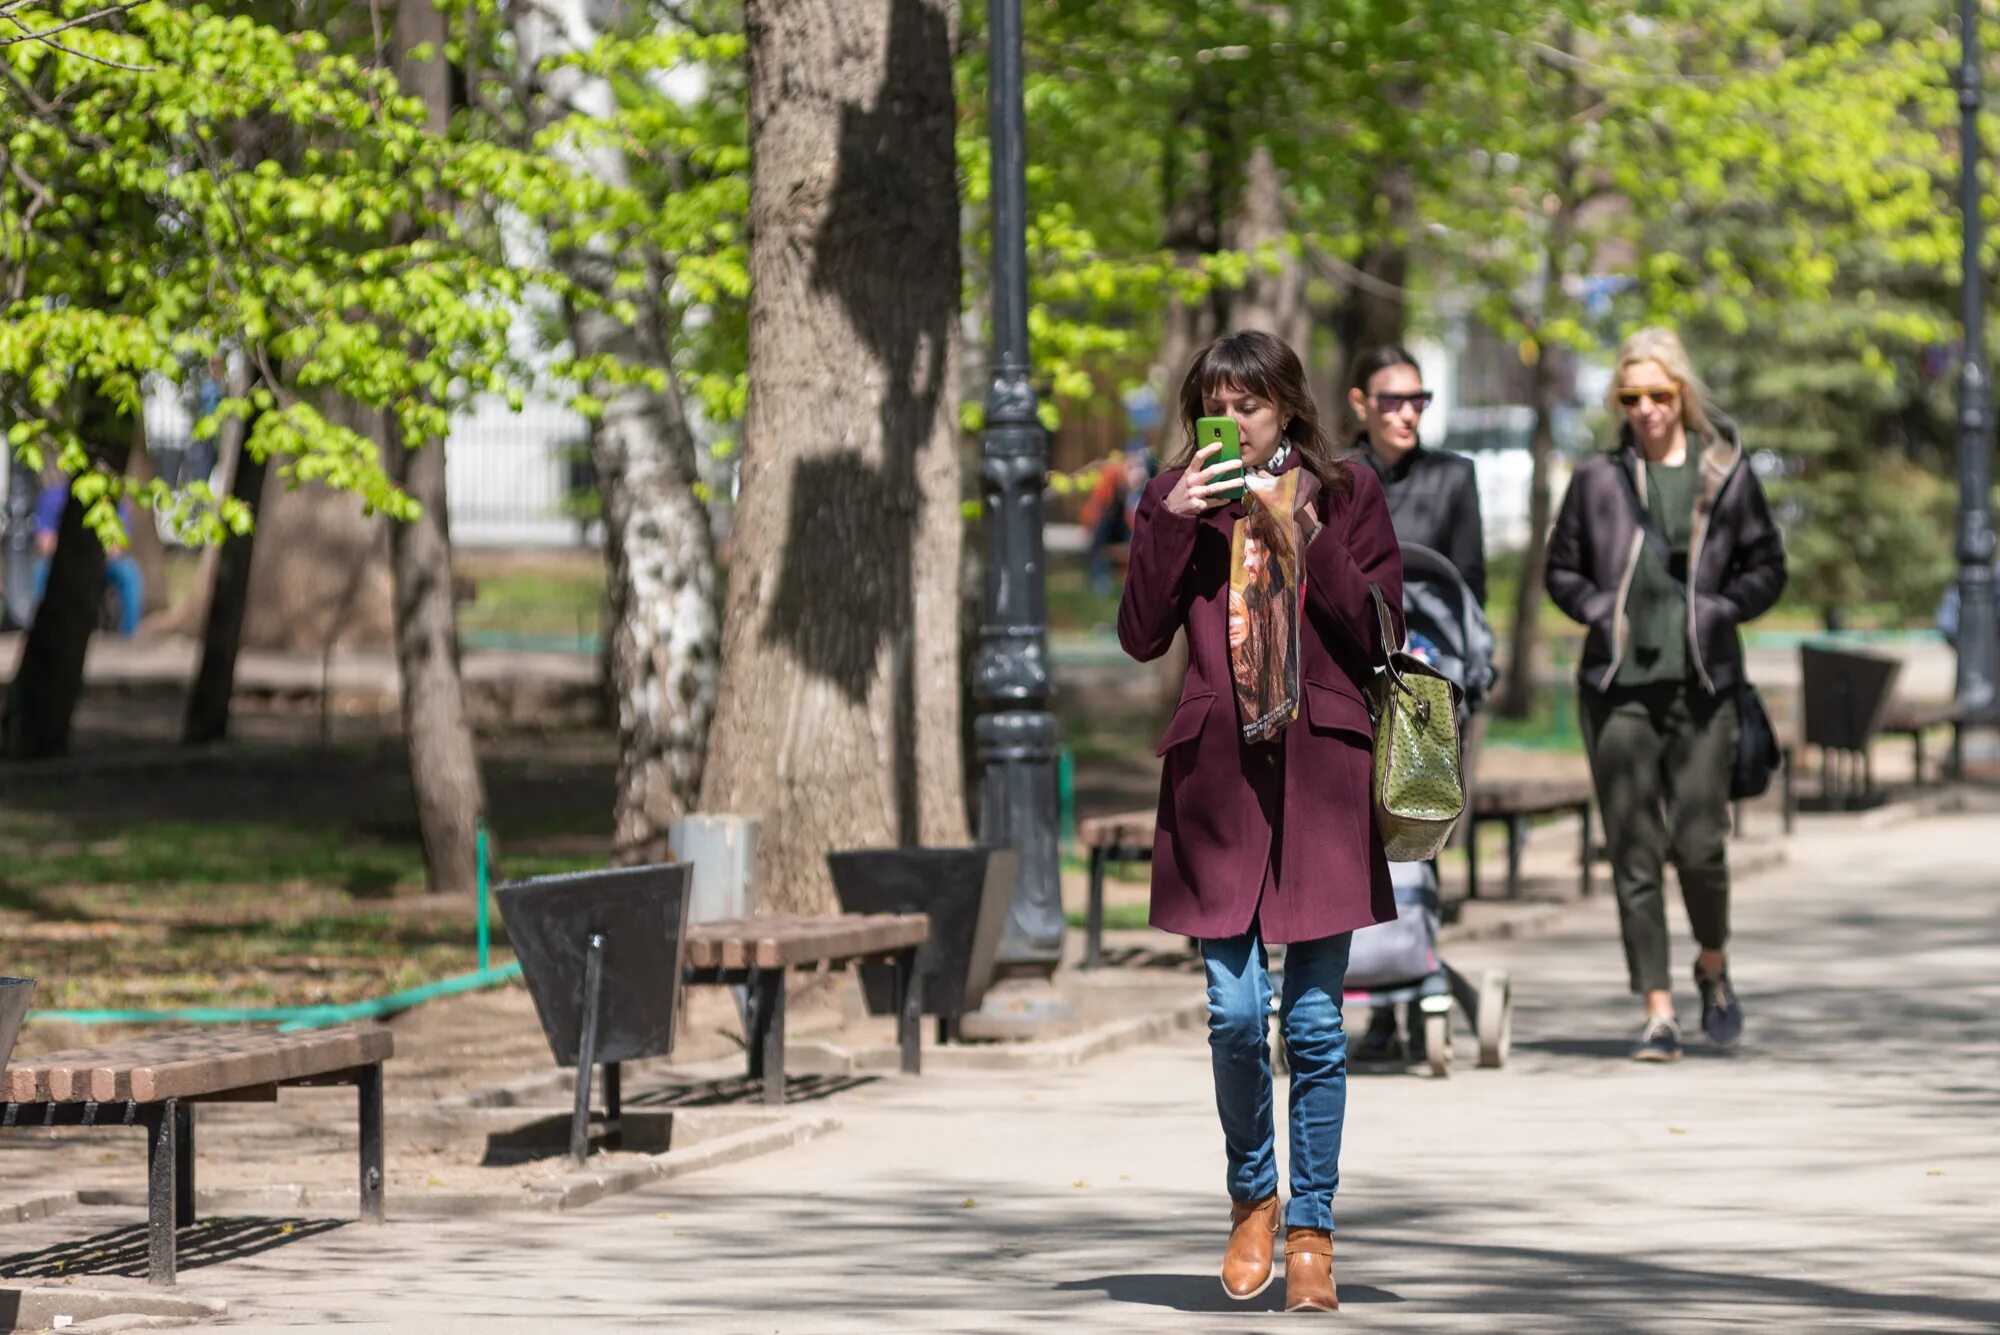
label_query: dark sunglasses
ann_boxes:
[1371,391,1433,414]
[1617,385,1680,407]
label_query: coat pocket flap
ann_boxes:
[1154,691,1216,756]
[1304,679,1373,741]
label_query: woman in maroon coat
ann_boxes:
[1118,331,1403,1313]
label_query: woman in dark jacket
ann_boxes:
[1118,330,1403,1313]
[1349,346,1486,607]
[1544,327,1786,1062]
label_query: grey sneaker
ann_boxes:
[1632,1016,1683,1062]
[1695,964,1745,1049]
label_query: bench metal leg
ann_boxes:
[747,967,787,1106]
[146,1101,177,1286]
[1504,817,1526,899]
[1084,847,1107,970]
[895,947,923,1076]
[1782,748,1797,834]
[1949,723,1966,781]
[570,931,606,1166]
[1913,731,1928,787]
[358,1062,384,1223]
[173,1102,196,1228]
[604,1061,622,1126]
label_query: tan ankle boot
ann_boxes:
[1284,1227,1337,1313]
[1220,1194,1281,1300]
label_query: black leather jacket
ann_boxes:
[1356,440,1488,607]
[1544,424,1787,695]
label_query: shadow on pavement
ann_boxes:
[1055,1271,1403,1312]
[0,1216,344,1280]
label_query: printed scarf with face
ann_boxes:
[1227,469,1313,744]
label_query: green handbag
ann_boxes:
[1365,584,1466,862]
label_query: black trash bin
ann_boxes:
[1799,642,1903,810]
[828,847,1017,1035]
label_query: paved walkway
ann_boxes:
[7,804,1998,1331]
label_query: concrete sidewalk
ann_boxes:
[6,803,1997,1332]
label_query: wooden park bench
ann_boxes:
[1,1024,392,1286]
[683,914,929,1107]
[1077,810,1161,970]
[1465,777,1595,901]
[1878,698,1968,788]
[1079,775,1602,964]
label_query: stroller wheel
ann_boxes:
[1476,970,1514,1069]
[1421,1002,1452,1078]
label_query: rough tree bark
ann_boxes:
[2,392,133,758]
[512,0,722,865]
[1330,160,1414,366]
[1228,146,1311,352]
[701,0,968,913]
[380,0,487,893]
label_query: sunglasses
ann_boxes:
[1371,391,1434,414]
[1617,385,1680,407]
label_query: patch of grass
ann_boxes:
[13,912,506,1011]
[457,557,604,643]
[1063,902,1151,931]
[0,814,423,900]
[1048,556,1122,636]
[0,804,603,910]
[1059,853,1148,885]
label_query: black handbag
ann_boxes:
[1730,682,1781,799]
[1614,456,1776,799]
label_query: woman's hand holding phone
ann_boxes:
[1164,443,1244,519]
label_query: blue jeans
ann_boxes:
[1203,926,1352,1231]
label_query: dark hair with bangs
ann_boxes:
[1172,330,1351,499]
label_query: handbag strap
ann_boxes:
[1368,583,1430,722]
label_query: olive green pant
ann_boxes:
[1580,682,1736,995]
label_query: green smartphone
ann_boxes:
[1195,416,1246,501]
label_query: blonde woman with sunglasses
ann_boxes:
[1544,327,1787,1062]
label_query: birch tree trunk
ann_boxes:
[510,0,722,863]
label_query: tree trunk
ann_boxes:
[586,293,721,864]
[381,0,487,894]
[1227,146,1310,351]
[2,392,133,758]
[511,0,723,866]
[701,0,968,914]
[125,416,171,620]
[183,393,269,745]
[1496,27,1581,721]
[1499,346,1561,719]
[238,459,395,652]
[1330,161,1414,364]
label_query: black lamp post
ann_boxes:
[1956,0,1999,720]
[974,0,1063,976]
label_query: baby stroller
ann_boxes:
[1344,542,1513,1075]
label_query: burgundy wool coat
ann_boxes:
[1117,452,1405,944]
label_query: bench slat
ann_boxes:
[4,1026,392,1105]
[685,914,927,970]
[126,1027,392,1103]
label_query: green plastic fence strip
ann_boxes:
[477,823,491,973]
[27,963,523,1032]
